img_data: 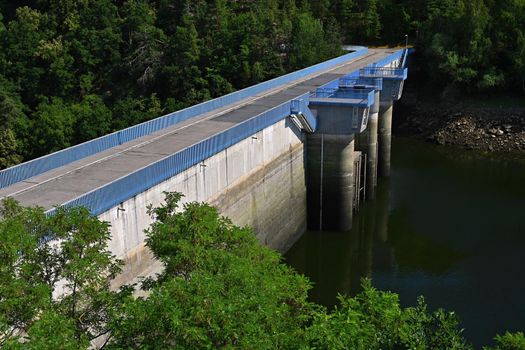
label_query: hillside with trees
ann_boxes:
[0,0,524,169]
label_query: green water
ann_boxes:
[285,137,525,347]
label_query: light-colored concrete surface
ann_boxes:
[103,118,306,285]
[379,100,394,177]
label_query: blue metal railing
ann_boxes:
[359,67,408,79]
[0,47,370,190]
[339,77,383,90]
[46,102,294,216]
[369,49,404,68]
[401,48,408,68]
[310,88,374,106]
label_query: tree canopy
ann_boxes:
[0,0,523,168]
[1,193,524,349]
[0,0,341,168]
[0,0,525,169]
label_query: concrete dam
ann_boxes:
[0,46,408,284]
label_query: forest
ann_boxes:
[0,0,524,169]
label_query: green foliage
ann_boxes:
[290,13,332,68]
[3,310,89,350]
[0,198,128,348]
[306,281,471,349]
[30,97,75,157]
[0,128,21,169]
[71,94,111,142]
[0,1,346,168]
[109,192,313,348]
[484,332,525,350]
[1,193,523,347]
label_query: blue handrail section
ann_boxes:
[359,67,408,80]
[339,77,383,90]
[369,49,404,68]
[310,88,374,107]
[0,47,369,190]
[46,102,294,216]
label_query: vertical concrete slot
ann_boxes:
[307,133,355,231]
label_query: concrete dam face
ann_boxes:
[101,118,309,286]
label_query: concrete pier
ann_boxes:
[378,100,393,177]
[357,91,380,198]
[307,133,355,231]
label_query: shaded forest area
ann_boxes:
[0,0,524,169]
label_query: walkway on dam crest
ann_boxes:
[0,48,399,213]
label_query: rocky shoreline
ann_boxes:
[395,105,525,155]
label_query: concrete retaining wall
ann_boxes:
[101,118,307,286]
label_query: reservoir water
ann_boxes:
[285,137,525,347]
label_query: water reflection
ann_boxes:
[285,137,525,347]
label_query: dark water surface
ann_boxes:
[285,137,525,347]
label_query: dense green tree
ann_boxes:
[422,0,491,88]
[30,98,74,157]
[0,76,25,168]
[3,310,88,350]
[484,332,525,350]
[120,0,166,93]
[490,0,525,91]
[516,32,525,92]
[0,128,21,169]
[71,94,111,143]
[110,94,164,131]
[306,283,471,349]
[2,6,49,106]
[160,14,209,106]
[0,198,129,348]
[290,12,332,69]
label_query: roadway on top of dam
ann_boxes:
[0,49,395,211]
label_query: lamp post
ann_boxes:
[404,34,408,50]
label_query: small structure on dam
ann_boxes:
[290,65,407,231]
[303,87,375,231]
[360,66,408,177]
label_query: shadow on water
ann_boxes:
[285,137,525,348]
